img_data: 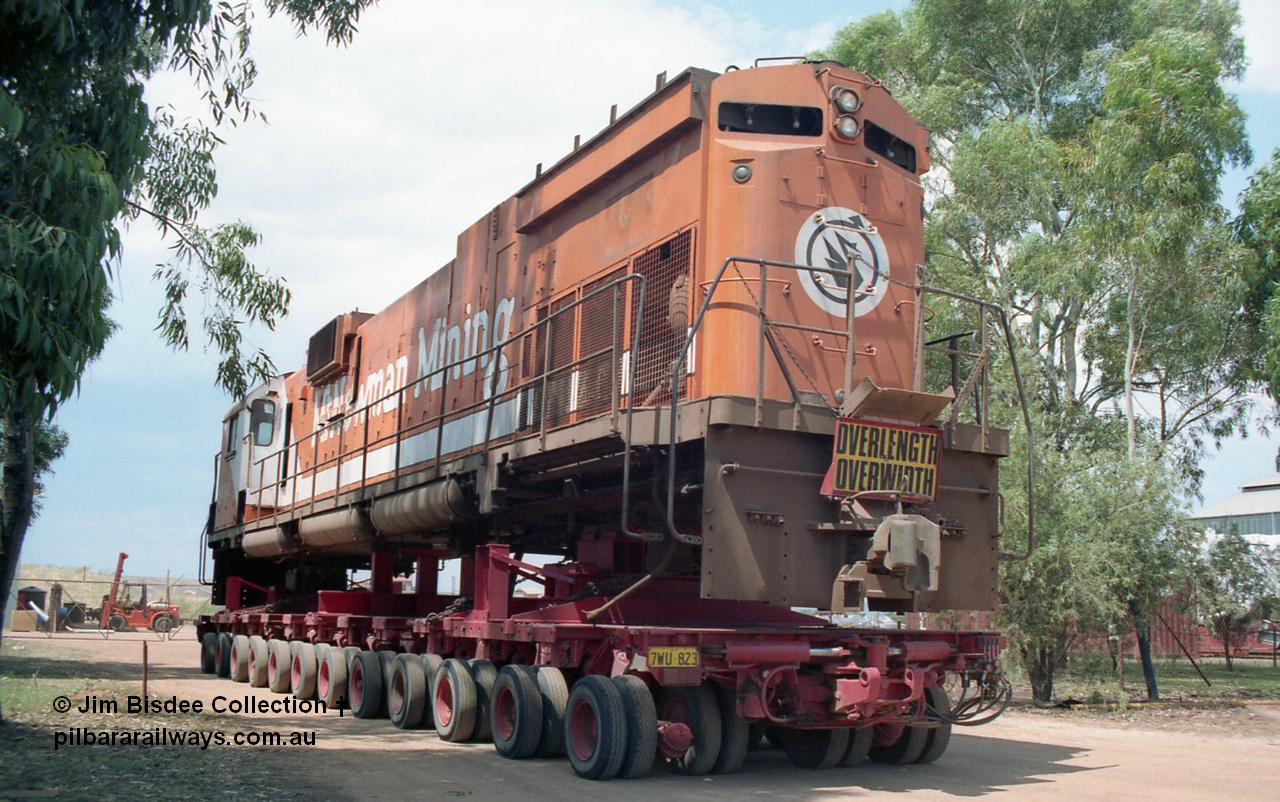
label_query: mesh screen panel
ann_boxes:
[576,268,627,417]
[546,294,576,425]
[306,318,339,381]
[632,230,693,405]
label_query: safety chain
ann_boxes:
[730,259,837,412]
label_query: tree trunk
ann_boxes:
[0,405,38,725]
[1125,261,1139,460]
[1216,619,1235,671]
[1025,644,1056,705]
[1129,599,1159,700]
[1061,303,1078,403]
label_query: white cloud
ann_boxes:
[1239,0,1280,91]
[28,0,792,575]
[125,0,744,361]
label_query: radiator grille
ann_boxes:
[306,318,339,382]
[576,267,628,417]
[519,229,694,434]
[632,230,693,405]
[520,306,547,431]
[546,294,576,425]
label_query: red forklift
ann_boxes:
[95,552,181,633]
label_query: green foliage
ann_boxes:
[1198,529,1278,668]
[999,432,1195,701]
[2,0,375,418]
[0,1,167,416]
[824,0,1257,458]
[823,0,1262,700]
[0,0,373,723]
[1236,151,1280,400]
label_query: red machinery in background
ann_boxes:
[95,552,180,633]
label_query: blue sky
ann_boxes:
[21,0,1280,579]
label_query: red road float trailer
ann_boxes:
[196,59,1031,778]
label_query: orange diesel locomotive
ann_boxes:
[196,59,1031,779]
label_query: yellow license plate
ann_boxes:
[648,647,699,669]
[827,418,941,501]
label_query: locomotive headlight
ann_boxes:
[835,114,861,140]
[831,86,861,114]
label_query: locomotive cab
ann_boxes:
[213,376,288,529]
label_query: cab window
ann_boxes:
[718,102,823,136]
[224,414,240,455]
[864,120,918,173]
[249,399,276,447]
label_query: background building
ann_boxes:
[1193,476,1280,549]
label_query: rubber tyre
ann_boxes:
[389,654,428,729]
[248,636,269,688]
[267,640,293,693]
[349,650,385,718]
[318,646,348,708]
[378,650,398,699]
[215,632,233,678]
[200,632,217,674]
[107,614,126,631]
[780,728,850,770]
[491,666,543,759]
[869,721,928,765]
[535,666,569,758]
[916,686,953,764]
[434,658,478,743]
[420,654,444,728]
[612,675,657,779]
[230,635,250,682]
[565,676,628,781]
[659,684,722,776]
[342,645,363,671]
[153,615,173,634]
[468,659,498,742]
[840,726,875,767]
[292,642,318,700]
[711,682,748,774]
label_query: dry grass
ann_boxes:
[0,639,337,802]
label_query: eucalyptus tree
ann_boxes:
[821,0,1256,702]
[1236,151,1280,404]
[1200,530,1277,669]
[0,0,373,721]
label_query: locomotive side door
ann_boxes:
[217,378,288,524]
[243,378,288,511]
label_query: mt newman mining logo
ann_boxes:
[794,207,890,318]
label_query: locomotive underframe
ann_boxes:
[199,392,1008,732]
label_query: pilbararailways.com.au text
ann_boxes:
[49,694,327,750]
[54,727,316,750]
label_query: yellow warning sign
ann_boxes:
[827,418,941,501]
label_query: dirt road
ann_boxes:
[12,632,1280,801]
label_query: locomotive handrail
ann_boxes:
[244,273,647,536]
[666,255,874,542]
[918,285,1035,561]
[591,257,860,621]
[656,257,1035,566]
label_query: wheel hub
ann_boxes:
[657,721,693,759]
